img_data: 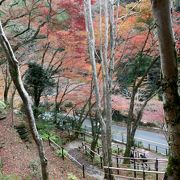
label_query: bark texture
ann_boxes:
[84,0,114,179]
[0,22,48,180]
[151,0,180,179]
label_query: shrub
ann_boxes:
[0,172,21,180]
[29,160,41,179]
[56,149,68,158]
[67,173,79,180]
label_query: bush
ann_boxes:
[64,101,73,108]
[29,160,41,179]
[0,101,6,111]
[37,120,62,144]
[0,172,21,180]
[56,149,68,157]
[67,173,79,180]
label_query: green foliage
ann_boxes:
[167,156,180,176]
[134,140,143,148]
[10,0,25,7]
[36,120,62,144]
[29,160,41,179]
[24,62,55,107]
[67,173,79,180]
[0,100,6,112]
[0,172,21,180]
[112,147,124,155]
[117,54,152,86]
[112,110,127,122]
[64,101,74,108]
[56,149,68,157]
[93,155,101,165]
[136,16,154,26]
[57,11,69,22]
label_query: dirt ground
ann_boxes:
[0,113,92,180]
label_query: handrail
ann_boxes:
[48,138,83,167]
[103,166,165,174]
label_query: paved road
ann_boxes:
[82,119,168,155]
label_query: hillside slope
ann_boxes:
[0,113,88,180]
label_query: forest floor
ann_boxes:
[0,113,92,180]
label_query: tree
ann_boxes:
[24,62,55,113]
[83,0,115,179]
[0,22,48,180]
[117,53,160,160]
[151,0,180,179]
[0,62,12,103]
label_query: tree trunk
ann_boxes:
[2,63,12,104]
[84,0,114,179]
[124,85,137,161]
[0,22,48,180]
[151,1,180,179]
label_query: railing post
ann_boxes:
[134,158,136,178]
[116,155,119,174]
[143,168,145,180]
[155,158,158,180]
[156,146,158,153]
[85,145,87,155]
[97,147,100,154]
[108,167,111,180]
[48,136,50,146]
[100,156,103,169]
[62,147,64,160]
[82,165,85,178]
[166,149,168,156]
[118,147,120,155]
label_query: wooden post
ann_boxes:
[48,137,50,146]
[133,158,136,178]
[148,144,150,151]
[85,145,87,155]
[62,147,64,160]
[82,165,85,178]
[156,146,158,153]
[143,168,145,180]
[134,151,137,158]
[166,149,168,156]
[155,158,158,180]
[108,167,111,180]
[100,156,103,169]
[97,147,100,154]
[118,147,120,155]
[116,155,119,174]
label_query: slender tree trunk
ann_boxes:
[83,1,114,179]
[0,22,48,180]
[3,63,12,104]
[151,1,180,179]
[124,85,137,160]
